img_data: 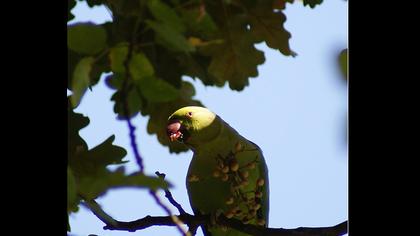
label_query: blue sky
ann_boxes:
[68,1,348,235]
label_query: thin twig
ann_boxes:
[122,13,145,173]
[156,171,187,215]
[81,198,118,228]
[149,190,191,236]
[118,7,188,236]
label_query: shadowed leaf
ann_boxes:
[68,0,76,21]
[67,167,79,212]
[249,9,296,56]
[68,23,107,55]
[147,0,185,33]
[338,48,347,81]
[303,0,323,8]
[206,18,265,90]
[77,167,171,200]
[71,57,95,108]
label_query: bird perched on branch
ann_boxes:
[167,106,269,236]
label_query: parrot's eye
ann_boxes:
[186,112,193,118]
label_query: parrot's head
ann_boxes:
[166,106,222,147]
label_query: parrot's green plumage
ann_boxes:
[167,106,269,236]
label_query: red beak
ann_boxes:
[167,120,183,142]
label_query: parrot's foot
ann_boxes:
[211,209,223,226]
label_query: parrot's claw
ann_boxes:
[208,210,224,227]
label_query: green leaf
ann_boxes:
[206,18,265,90]
[147,0,185,33]
[68,99,89,156]
[249,10,296,56]
[86,0,105,8]
[69,135,127,178]
[109,43,129,74]
[146,20,195,52]
[77,167,171,200]
[110,82,144,118]
[129,52,155,81]
[68,50,82,90]
[303,0,323,8]
[180,7,218,39]
[138,77,179,103]
[68,0,76,22]
[67,167,79,212]
[107,0,142,16]
[68,134,133,200]
[68,23,107,55]
[178,54,217,86]
[273,0,294,10]
[338,49,347,81]
[71,57,95,108]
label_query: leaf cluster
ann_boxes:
[67,0,325,231]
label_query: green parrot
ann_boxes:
[166,106,269,236]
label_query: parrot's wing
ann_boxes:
[248,140,270,226]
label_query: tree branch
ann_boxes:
[102,213,347,236]
[83,180,346,236]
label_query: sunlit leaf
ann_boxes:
[129,52,154,81]
[138,77,179,103]
[109,43,128,74]
[146,20,195,52]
